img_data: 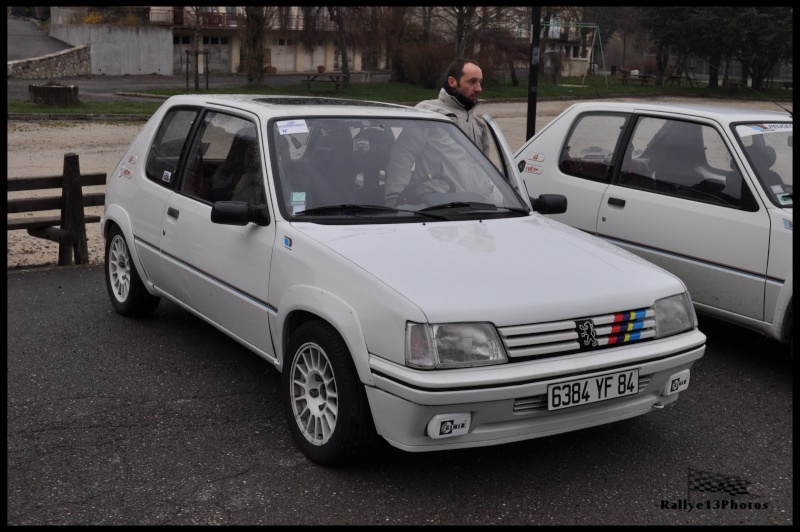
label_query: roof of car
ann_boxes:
[564,100,791,122]
[161,94,436,119]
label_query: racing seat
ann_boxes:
[649,121,706,189]
[209,125,258,202]
[747,145,782,189]
[350,126,395,205]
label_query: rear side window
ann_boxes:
[559,113,628,183]
[145,108,199,186]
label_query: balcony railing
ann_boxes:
[148,9,337,31]
[149,9,240,29]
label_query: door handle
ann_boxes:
[167,207,180,219]
[608,197,626,207]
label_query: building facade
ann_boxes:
[49,6,365,76]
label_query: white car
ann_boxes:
[102,94,705,466]
[515,101,792,348]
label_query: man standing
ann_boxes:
[383,59,496,208]
[416,58,490,155]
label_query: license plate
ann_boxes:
[547,369,639,411]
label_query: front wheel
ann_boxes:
[281,320,378,466]
[105,224,160,317]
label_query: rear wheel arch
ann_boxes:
[104,224,160,317]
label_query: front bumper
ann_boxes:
[365,330,705,452]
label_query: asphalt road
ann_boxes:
[7,15,71,61]
[7,264,792,525]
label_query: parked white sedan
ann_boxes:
[515,101,792,348]
[102,95,705,465]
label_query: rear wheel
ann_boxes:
[282,320,378,466]
[105,225,160,316]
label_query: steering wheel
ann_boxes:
[399,173,459,205]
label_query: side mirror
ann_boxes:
[211,201,270,226]
[530,194,567,214]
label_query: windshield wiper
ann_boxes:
[420,201,529,215]
[295,204,448,220]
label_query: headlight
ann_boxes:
[405,322,508,369]
[654,292,697,338]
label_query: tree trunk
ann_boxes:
[328,7,351,88]
[708,54,720,88]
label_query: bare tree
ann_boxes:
[616,8,639,70]
[326,6,355,87]
[420,6,434,44]
[240,7,274,86]
[381,7,411,81]
[468,7,528,84]
[434,6,480,58]
[184,7,218,90]
[298,6,325,55]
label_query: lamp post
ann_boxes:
[526,7,542,140]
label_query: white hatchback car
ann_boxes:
[103,95,705,465]
[515,102,792,348]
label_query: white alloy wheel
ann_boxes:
[289,341,339,446]
[104,225,159,316]
[281,320,378,465]
[107,232,131,304]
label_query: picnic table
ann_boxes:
[620,71,653,86]
[303,74,341,92]
[667,65,697,87]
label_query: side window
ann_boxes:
[559,113,628,183]
[180,112,264,204]
[623,117,753,210]
[145,108,199,186]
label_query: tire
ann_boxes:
[282,320,378,466]
[104,224,160,317]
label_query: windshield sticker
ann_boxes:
[738,123,793,137]
[291,191,306,214]
[771,185,792,206]
[277,120,309,135]
[162,170,172,183]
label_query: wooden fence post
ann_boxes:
[58,153,90,266]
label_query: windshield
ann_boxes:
[734,122,793,208]
[270,117,528,222]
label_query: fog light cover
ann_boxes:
[663,369,691,396]
[427,413,471,439]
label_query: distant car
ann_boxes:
[514,101,792,348]
[102,94,705,465]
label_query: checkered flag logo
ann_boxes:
[688,467,751,497]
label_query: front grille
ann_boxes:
[498,308,656,361]
[512,374,654,413]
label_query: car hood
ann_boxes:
[291,215,685,324]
